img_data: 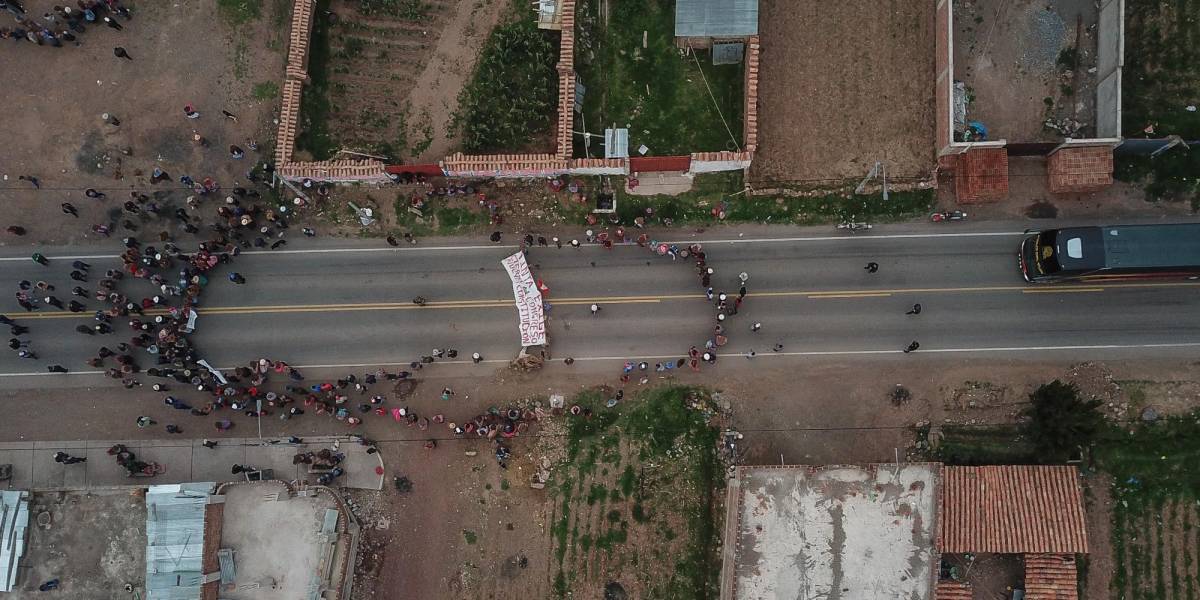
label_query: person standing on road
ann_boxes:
[590,304,600,316]
[113,46,131,60]
[906,303,922,315]
[53,451,86,464]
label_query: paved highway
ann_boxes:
[2,225,1199,389]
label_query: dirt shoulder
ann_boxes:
[0,0,286,247]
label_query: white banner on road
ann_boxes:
[500,252,547,347]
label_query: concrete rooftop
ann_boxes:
[218,482,344,600]
[726,464,938,600]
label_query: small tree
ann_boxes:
[1023,380,1105,463]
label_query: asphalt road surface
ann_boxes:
[2,224,1199,389]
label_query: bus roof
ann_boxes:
[1100,223,1200,269]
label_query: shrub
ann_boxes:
[1023,380,1104,463]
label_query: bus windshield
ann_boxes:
[1034,232,1060,274]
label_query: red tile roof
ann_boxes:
[938,466,1089,554]
[1047,146,1113,194]
[1024,553,1079,600]
[935,580,973,600]
[953,147,1009,203]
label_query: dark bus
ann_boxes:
[1019,223,1200,283]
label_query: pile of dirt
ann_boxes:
[1121,380,1200,420]
[946,380,1010,411]
[1064,362,1127,421]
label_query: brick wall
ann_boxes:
[442,152,569,177]
[954,147,1009,203]
[1046,146,1114,193]
[744,35,760,153]
[274,0,388,182]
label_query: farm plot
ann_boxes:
[1096,413,1200,600]
[295,0,509,162]
[546,386,726,599]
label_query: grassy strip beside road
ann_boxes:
[1115,0,1200,209]
[616,172,936,225]
[549,386,723,599]
[382,173,933,236]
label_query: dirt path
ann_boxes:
[405,0,509,162]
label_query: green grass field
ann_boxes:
[573,0,743,156]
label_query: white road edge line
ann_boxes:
[3,341,1199,377]
[0,231,1028,261]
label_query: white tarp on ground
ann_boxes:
[500,252,547,347]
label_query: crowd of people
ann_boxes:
[1,0,131,47]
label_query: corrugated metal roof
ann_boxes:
[938,466,1089,554]
[1024,553,1079,600]
[146,483,215,600]
[1,490,30,592]
[675,0,758,38]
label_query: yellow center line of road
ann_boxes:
[9,280,1199,319]
[1021,288,1105,294]
[808,293,893,299]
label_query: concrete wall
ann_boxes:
[1095,0,1124,138]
